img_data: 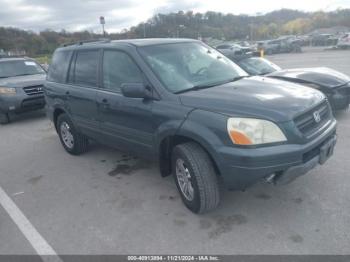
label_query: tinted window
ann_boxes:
[74,50,99,87]
[103,50,143,91]
[47,51,72,83]
[237,57,281,75]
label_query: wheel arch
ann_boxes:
[53,107,67,131]
[158,129,222,179]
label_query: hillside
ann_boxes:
[1,8,350,56]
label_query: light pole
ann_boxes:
[100,16,106,37]
[143,23,146,38]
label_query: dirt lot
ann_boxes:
[0,48,349,256]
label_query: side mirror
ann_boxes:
[121,83,152,99]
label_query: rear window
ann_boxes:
[0,60,45,78]
[47,51,72,83]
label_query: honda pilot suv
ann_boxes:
[45,39,337,213]
[0,57,46,124]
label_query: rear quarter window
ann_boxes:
[73,50,99,87]
[47,50,72,83]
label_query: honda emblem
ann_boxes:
[313,111,321,123]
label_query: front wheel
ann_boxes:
[56,114,88,155]
[172,142,220,213]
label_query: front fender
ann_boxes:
[154,119,187,155]
[176,109,230,168]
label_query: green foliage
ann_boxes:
[0,8,349,57]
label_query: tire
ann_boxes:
[56,114,88,155]
[172,142,220,213]
[0,112,9,125]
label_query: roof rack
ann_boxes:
[61,38,111,47]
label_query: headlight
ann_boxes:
[227,118,287,145]
[0,87,16,95]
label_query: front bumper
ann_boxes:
[0,93,45,114]
[216,119,337,190]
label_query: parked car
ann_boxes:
[45,39,337,213]
[310,34,337,46]
[257,39,301,55]
[225,53,350,110]
[0,57,46,124]
[338,33,350,49]
[216,43,251,56]
[257,40,281,55]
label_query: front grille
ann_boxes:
[23,85,44,96]
[294,100,331,137]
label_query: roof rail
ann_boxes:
[61,38,111,47]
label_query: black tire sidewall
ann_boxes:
[172,147,201,213]
[57,114,78,154]
[0,111,9,124]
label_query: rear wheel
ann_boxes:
[0,112,9,125]
[56,114,88,155]
[172,142,220,213]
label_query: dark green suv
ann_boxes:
[45,39,337,213]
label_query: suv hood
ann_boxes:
[179,76,325,122]
[0,74,46,88]
[267,67,350,89]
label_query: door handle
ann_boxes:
[65,91,70,95]
[102,98,108,104]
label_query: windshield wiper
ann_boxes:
[175,76,246,94]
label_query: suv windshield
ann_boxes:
[139,42,248,93]
[237,57,281,75]
[0,60,45,78]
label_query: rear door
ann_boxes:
[66,49,100,138]
[96,49,155,157]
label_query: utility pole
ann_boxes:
[143,23,146,38]
[178,25,185,38]
[100,16,106,37]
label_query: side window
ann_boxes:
[74,50,99,87]
[103,50,143,91]
[47,50,72,83]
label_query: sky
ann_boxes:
[1,0,350,33]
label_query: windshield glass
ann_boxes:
[237,57,281,75]
[0,60,45,78]
[139,42,248,93]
